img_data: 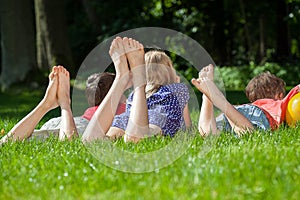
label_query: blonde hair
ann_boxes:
[145,50,177,97]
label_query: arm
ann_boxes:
[183,104,192,128]
[175,76,192,128]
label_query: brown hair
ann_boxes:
[245,71,286,102]
[145,50,177,97]
[85,72,115,106]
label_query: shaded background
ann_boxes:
[0,0,299,90]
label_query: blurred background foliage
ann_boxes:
[0,0,299,90]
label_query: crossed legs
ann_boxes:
[192,65,218,136]
[192,64,254,136]
[0,66,77,145]
[82,37,149,143]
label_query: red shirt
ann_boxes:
[82,103,126,121]
[252,85,299,129]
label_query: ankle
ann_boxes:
[40,98,56,111]
[131,66,146,87]
[59,100,71,110]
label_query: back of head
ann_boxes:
[145,50,177,96]
[245,71,286,102]
[85,72,115,106]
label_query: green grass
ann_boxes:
[0,88,299,200]
[0,86,60,128]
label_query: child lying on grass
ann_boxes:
[31,71,126,140]
[0,67,126,144]
[192,65,299,136]
[0,66,79,144]
[82,37,190,143]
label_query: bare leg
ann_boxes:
[121,37,148,143]
[192,66,254,136]
[0,67,59,144]
[56,66,78,140]
[193,64,218,136]
[82,37,130,142]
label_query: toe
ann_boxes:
[49,71,55,80]
[116,37,123,47]
[123,37,129,47]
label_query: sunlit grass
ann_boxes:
[0,89,299,199]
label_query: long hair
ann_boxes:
[145,50,177,97]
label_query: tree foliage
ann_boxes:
[0,0,299,88]
[65,0,300,67]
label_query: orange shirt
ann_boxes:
[252,85,299,129]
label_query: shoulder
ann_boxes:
[162,83,189,94]
[287,85,300,96]
[281,85,300,104]
[160,83,190,104]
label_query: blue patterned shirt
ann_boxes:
[111,83,190,136]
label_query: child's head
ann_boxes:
[85,72,115,106]
[145,49,177,95]
[245,71,286,102]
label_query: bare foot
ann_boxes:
[197,64,214,103]
[198,64,214,81]
[123,37,146,87]
[109,37,130,80]
[42,66,59,110]
[56,66,71,109]
[191,72,226,111]
[123,37,145,69]
[193,64,254,135]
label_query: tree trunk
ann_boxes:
[259,14,265,62]
[35,0,74,73]
[211,0,228,65]
[276,0,290,61]
[0,0,36,90]
[0,30,2,76]
[239,0,252,60]
[80,0,102,34]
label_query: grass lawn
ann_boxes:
[0,88,299,200]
